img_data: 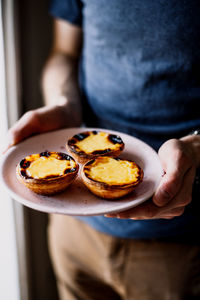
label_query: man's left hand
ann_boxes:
[105,137,200,220]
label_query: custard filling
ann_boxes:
[23,154,76,179]
[76,132,120,154]
[85,157,140,185]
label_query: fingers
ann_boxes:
[105,166,195,220]
[161,207,186,219]
[105,139,197,221]
[35,105,68,131]
[4,104,69,153]
[105,201,185,220]
[7,110,41,147]
[153,172,182,207]
[153,139,194,207]
[165,166,194,209]
[105,200,159,220]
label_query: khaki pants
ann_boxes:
[48,214,200,300]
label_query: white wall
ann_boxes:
[0,1,20,299]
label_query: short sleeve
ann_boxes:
[49,0,83,26]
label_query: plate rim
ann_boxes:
[0,127,163,216]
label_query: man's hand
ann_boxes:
[5,98,82,152]
[106,136,200,220]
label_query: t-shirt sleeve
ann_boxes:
[49,0,83,26]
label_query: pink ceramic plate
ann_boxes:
[0,127,162,216]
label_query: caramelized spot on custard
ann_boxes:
[69,138,77,144]
[74,132,89,141]
[42,174,59,179]
[57,153,71,160]
[20,170,32,179]
[91,149,111,155]
[20,159,31,169]
[40,151,51,157]
[108,134,123,144]
[85,159,95,166]
[64,168,76,174]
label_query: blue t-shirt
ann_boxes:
[50,0,200,242]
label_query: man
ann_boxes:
[8,0,200,299]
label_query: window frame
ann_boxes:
[0,1,29,299]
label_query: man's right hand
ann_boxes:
[6,99,82,151]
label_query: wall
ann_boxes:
[0,1,20,298]
[18,0,53,111]
[17,1,59,299]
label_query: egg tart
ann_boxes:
[67,131,124,163]
[81,156,143,199]
[16,151,79,195]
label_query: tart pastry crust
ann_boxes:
[81,156,143,199]
[66,130,124,163]
[16,151,79,195]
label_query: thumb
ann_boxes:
[153,139,188,207]
[153,170,183,207]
